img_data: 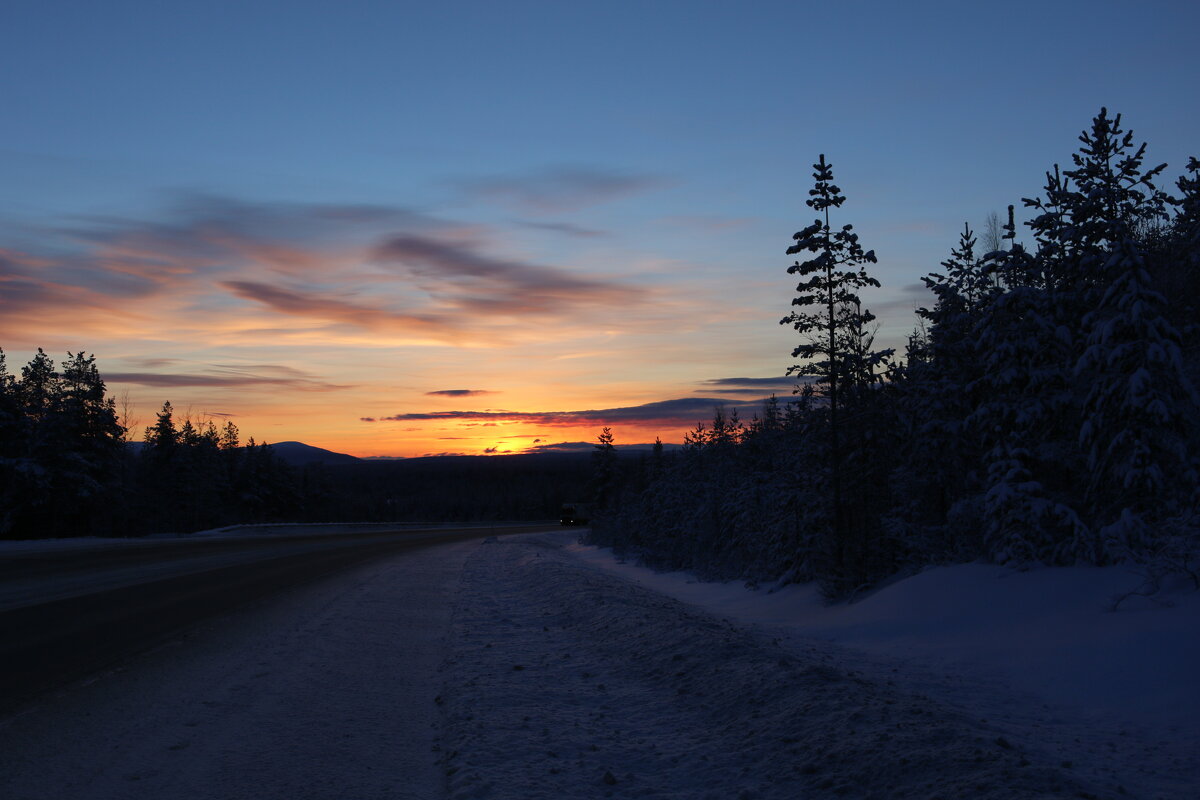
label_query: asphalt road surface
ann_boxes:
[0,529,520,800]
[0,524,552,711]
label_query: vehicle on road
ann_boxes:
[559,503,590,526]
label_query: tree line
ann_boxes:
[0,350,300,538]
[587,109,1200,597]
[0,349,592,538]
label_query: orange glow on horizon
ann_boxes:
[102,386,697,460]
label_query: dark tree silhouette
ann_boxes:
[780,154,890,578]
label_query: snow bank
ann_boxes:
[436,534,1166,799]
[565,540,1200,734]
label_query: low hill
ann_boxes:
[268,441,362,466]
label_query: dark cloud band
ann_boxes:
[372,396,772,427]
[426,389,494,397]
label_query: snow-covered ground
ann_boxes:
[2,529,1194,798]
[438,531,1199,799]
[564,538,1200,735]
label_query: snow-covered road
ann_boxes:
[0,539,473,800]
[2,531,1193,799]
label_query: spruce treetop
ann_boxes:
[1024,108,1169,291]
[782,154,886,393]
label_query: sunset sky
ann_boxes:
[3,1,1197,457]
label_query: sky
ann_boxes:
[2,0,1198,457]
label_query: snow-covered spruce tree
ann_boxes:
[673,413,729,573]
[969,108,1189,565]
[647,436,666,485]
[58,352,123,450]
[586,393,824,586]
[960,115,1151,565]
[706,406,776,577]
[1160,157,1200,384]
[52,352,125,534]
[0,349,19,536]
[771,387,831,585]
[1043,109,1169,295]
[17,348,57,422]
[590,426,618,508]
[0,349,125,537]
[968,234,1092,564]
[780,154,892,593]
[1175,157,1200,264]
[8,351,62,536]
[890,225,994,556]
[144,401,180,451]
[1065,113,1196,548]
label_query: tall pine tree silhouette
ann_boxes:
[781,154,889,575]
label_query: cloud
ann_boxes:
[373,233,640,316]
[122,357,181,369]
[523,441,594,453]
[2,193,652,346]
[220,279,463,341]
[73,193,442,249]
[699,388,784,396]
[513,220,608,238]
[425,389,495,397]
[54,194,449,292]
[461,166,669,213]
[374,396,774,428]
[105,363,348,391]
[701,376,797,388]
[695,376,811,395]
[0,248,153,328]
[361,417,377,422]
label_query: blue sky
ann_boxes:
[2,0,1197,455]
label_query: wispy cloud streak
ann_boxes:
[426,389,494,397]
[374,234,638,315]
[106,363,349,391]
[370,396,772,428]
[1,193,651,346]
[701,376,797,388]
[513,220,608,238]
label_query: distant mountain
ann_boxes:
[126,439,671,466]
[124,439,359,466]
[268,441,362,466]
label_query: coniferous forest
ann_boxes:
[0,351,308,538]
[5,109,1198,604]
[0,351,593,538]
[587,109,1200,597]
